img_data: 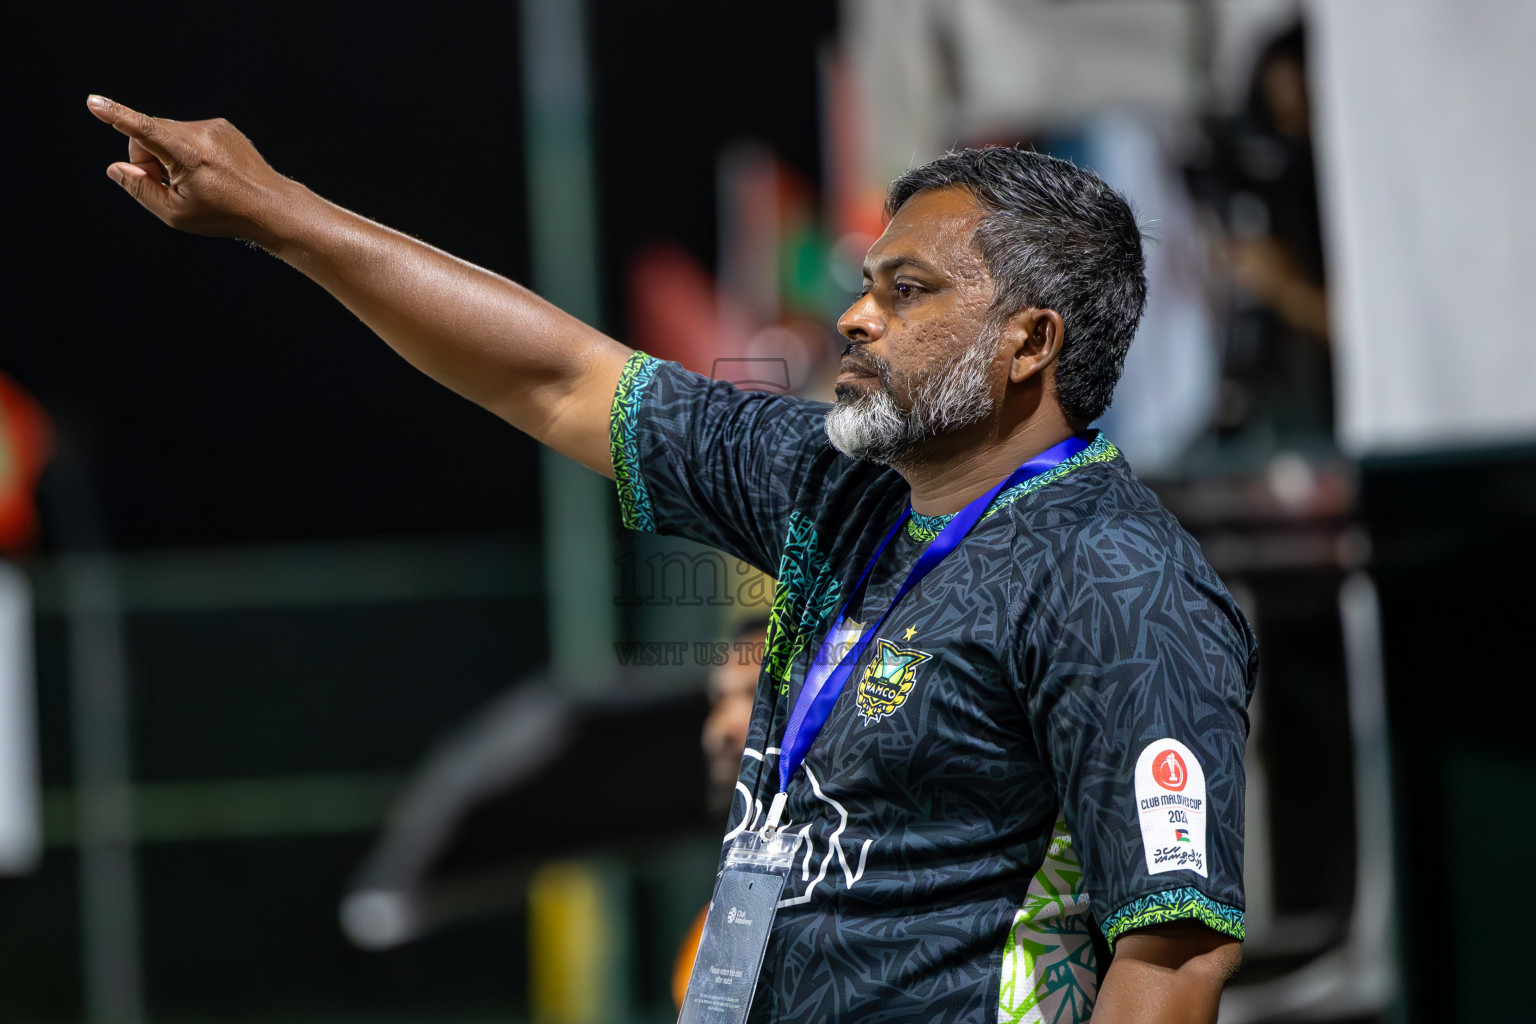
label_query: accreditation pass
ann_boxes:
[678,828,803,1024]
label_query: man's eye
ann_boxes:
[894,282,917,299]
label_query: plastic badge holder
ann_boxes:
[677,828,803,1024]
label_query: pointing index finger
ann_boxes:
[86,94,177,165]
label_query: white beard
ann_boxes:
[824,332,999,464]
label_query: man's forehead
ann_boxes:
[863,186,988,277]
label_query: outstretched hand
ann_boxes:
[87,95,295,247]
[84,93,630,475]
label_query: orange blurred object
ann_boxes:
[672,903,709,1010]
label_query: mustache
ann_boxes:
[839,346,890,384]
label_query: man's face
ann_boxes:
[826,187,1002,464]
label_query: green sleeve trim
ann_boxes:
[904,433,1120,542]
[610,352,661,532]
[1101,887,1245,952]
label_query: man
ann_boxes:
[87,95,1255,1022]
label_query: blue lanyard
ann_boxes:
[768,434,1091,821]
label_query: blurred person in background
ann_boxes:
[701,616,770,817]
[1197,22,1333,444]
[87,96,1255,1023]
[673,615,770,1009]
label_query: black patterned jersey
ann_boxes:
[610,354,1258,1023]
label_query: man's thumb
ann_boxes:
[107,162,173,221]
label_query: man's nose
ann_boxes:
[837,293,883,345]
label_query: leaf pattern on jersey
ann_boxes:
[764,512,842,695]
[999,817,1099,1024]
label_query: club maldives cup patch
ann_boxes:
[1134,739,1208,877]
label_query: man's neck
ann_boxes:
[896,417,1081,517]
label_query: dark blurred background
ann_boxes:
[3,2,1533,1024]
[7,3,832,1022]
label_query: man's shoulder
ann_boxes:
[999,446,1235,604]
[1003,447,1193,549]
[1001,448,1258,670]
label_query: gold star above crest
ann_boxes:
[903,625,918,641]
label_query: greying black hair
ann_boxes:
[886,147,1147,424]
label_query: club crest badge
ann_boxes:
[855,639,932,723]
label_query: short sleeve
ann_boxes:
[1022,525,1257,951]
[608,353,834,573]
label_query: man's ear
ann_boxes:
[1004,307,1065,385]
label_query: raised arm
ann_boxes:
[86,94,630,476]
